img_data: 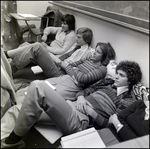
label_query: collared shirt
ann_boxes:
[64,44,93,64]
[117,86,129,96]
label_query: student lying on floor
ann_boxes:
[1,60,143,148]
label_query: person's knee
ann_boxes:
[32,42,44,52]
[29,80,43,90]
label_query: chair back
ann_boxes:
[40,7,64,30]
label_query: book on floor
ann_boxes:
[60,127,106,148]
[31,65,43,75]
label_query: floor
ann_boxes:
[23,127,61,148]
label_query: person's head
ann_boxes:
[61,14,75,32]
[76,27,93,46]
[92,42,116,66]
[114,60,142,92]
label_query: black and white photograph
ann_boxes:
[1,1,149,148]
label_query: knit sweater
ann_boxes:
[76,78,137,128]
[43,27,76,55]
[64,44,94,64]
[117,100,149,141]
[65,59,107,86]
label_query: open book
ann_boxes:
[61,127,106,148]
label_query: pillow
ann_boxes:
[106,60,118,80]
[132,82,149,101]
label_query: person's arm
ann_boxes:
[76,94,109,129]
[41,27,60,42]
[109,101,143,141]
[71,65,107,85]
[75,78,112,99]
[83,104,109,129]
[60,59,84,76]
[75,96,94,114]
[46,31,76,55]
[49,53,62,64]
[75,87,96,99]
[115,93,137,114]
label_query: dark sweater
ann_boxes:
[76,78,137,129]
[117,100,149,141]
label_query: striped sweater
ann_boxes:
[65,59,107,86]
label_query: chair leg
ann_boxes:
[27,31,31,42]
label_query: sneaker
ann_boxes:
[1,138,26,148]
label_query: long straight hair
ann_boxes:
[95,42,116,66]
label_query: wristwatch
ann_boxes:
[116,123,122,129]
[116,123,123,132]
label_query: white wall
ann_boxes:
[17,1,149,87]
[17,1,49,28]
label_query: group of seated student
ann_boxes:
[1,13,149,148]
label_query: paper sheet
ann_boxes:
[18,13,38,18]
[61,127,106,148]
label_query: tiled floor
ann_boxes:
[23,127,61,148]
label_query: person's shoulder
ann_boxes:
[67,30,76,37]
[57,27,63,32]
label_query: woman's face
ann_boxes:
[92,45,103,62]
[61,21,69,32]
[114,70,129,87]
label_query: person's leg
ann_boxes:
[7,80,82,140]
[46,75,83,101]
[1,105,22,140]
[8,42,61,78]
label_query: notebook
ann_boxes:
[60,127,106,148]
[34,124,63,144]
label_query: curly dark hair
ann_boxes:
[116,60,142,92]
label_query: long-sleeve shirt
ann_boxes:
[75,78,137,128]
[43,27,76,55]
[64,44,94,64]
[117,100,149,141]
[65,59,107,87]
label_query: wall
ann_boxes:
[17,1,49,28]
[72,1,149,20]
[17,1,149,87]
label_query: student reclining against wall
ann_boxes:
[4,27,93,79]
[1,41,116,141]
[2,59,148,148]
